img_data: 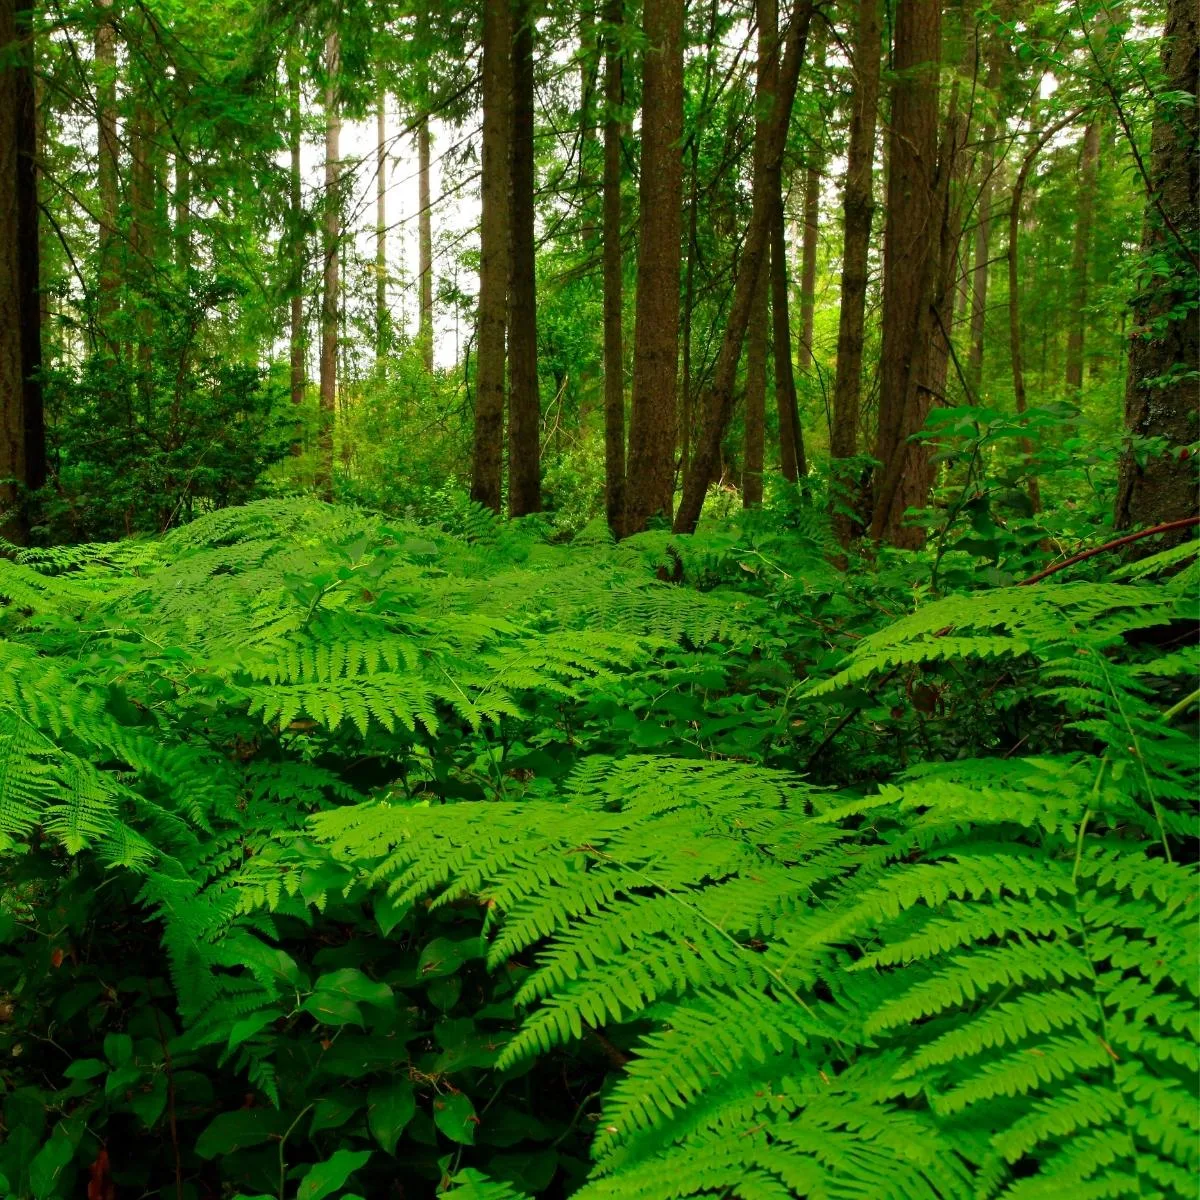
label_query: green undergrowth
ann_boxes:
[0,498,1195,1199]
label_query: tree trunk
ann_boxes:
[966,53,1004,397]
[624,0,684,532]
[798,160,820,369]
[772,171,803,480]
[288,52,305,431]
[1064,118,1100,396]
[95,0,119,338]
[868,0,941,548]
[602,0,625,535]
[417,112,434,371]
[508,0,541,517]
[1113,0,1198,537]
[578,1,600,250]
[471,0,513,512]
[0,0,41,533]
[318,29,340,500]
[130,99,157,404]
[830,0,881,546]
[743,0,776,508]
[674,0,815,534]
[375,86,389,360]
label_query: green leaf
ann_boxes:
[310,1093,361,1135]
[102,1033,132,1066]
[29,1129,74,1200]
[302,992,364,1027]
[226,1009,279,1051]
[129,1073,168,1128]
[433,1091,477,1145]
[367,1080,416,1153]
[313,968,392,1006]
[417,936,484,979]
[195,1108,291,1159]
[63,1058,106,1080]
[296,1148,372,1200]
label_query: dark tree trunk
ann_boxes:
[1114,0,1198,537]
[95,0,119,339]
[0,0,41,533]
[288,53,305,430]
[772,199,803,479]
[375,86,390,360]
[674,0,815,534]
[830,0,881,546]
[743,0,776,508]
[418,113,434,371]
[508,0,541,517]
[624,0,684,532]
[602,0,625,535]
[868,0,941,548]
[798,159,820,369]
[966,51,1004,396]
[1064,118,1100,396]
[318,29,340,500]
[471,0,513,512]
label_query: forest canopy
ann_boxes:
[0,0,1196,1197]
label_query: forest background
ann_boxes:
[0,0,1196,1198]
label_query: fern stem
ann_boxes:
[1161,687,1199,724]
[277,1103,314,1200]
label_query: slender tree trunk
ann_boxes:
[830,0,881,546]
[471,0,513,512]
[130,100,157,403]
[1064,118,1100,396]
[868,0,941,547]
[318,29,341,500]
[743,0,776,508]
[1114,0,1198,537]
[675,0,815,534]
[966,54,1004,397]
[288,53,305,432]
[375,86,389,360]
[798,161,820,369]
[624,0,684,532]
[508,0,541,517]
[772,200,803,479]
[1,0,41,532]
[602,0,625,535]
[1007,113,1079,514]
[417,113,434,371]
[95,0,118,338]
[579,1,600,250]
[16,0,41,493]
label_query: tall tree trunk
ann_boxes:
[830,0,881,546]
[966,53,1004,397]
[743,0,776,509]
[868,0,941,548]
[508,0,541,517]
[318,29,340,500]
[417,112,434,371]
[129,99,157,404]
[1007,112,1079,514]
[375,86,389,360]
[1064,118,1101,396]
[602,0,625,535]
[95,0,119,338]
[471,0,513,512]
[624,0,684,532]
[0,0,41,533]
[288,52,305,432]
[1114,0,1198,537]
[772,199,803,479]
[798,160,820,369]
[578,1,600,250]
[674,0,815,534]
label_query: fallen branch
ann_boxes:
[1018,516,1199,586]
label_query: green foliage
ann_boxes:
[0,498,1194,1198]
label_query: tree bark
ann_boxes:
[602,0,625,535]
[417,112,434,371]
[830,0,881,545]
[772,199,803,479]
[318,29,340,500]
[624,0,684,532]
[868,0,941,548]
[1113,0,1198,537]
[95,0,119,338]
[471,0,513,512]
[798,159,820,369]
[1064,118,1101,396]
[674,0,815,534]
[966,52,1004,397]
[743,0,776,508]
[375,86,389,360]
[288,52,305,429]
[16,0,41,493]
[508,0,541,517]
